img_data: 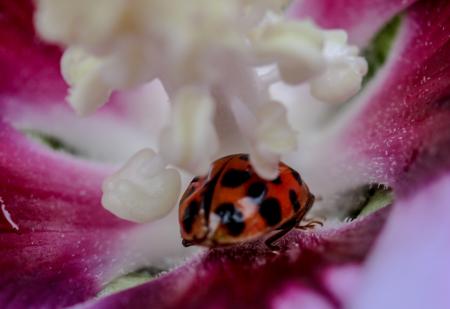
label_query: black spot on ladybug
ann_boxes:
[289,189,301,212]
[291,170,302,185]
[215,203,245,236]
[247,182,267,199]
[179,187,193,204]
[182,200,200,234]
[202,156,235,224]
[238,154,249,161]
[259,198,282,226]
[272,176,282,185]
[185,185,195,196]
[191,176,200,183]
[221,169,252,188]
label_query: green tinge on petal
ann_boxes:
[22,129,81,156]
[362,15,402,85]
[346,185,393,221]
[98,269,159,297]
[359,187,394,217]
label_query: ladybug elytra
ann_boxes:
[179,154,316,250]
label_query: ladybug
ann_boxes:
[179,154,318,250]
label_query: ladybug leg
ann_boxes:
[264,219,297,251]
[294,194,323,230]
[296,218,323,230]
[182,239,194,247]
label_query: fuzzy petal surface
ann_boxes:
[77,210,389,309]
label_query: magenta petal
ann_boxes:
[0,2,180,305]
[0,0,66,101]
[0,6,125,306]
[328,0,450,193]
[0,121,144,308]
[270,283,334,309]
[289,0,417,45]
[321,265,362,306]
[77,209,389,309]
[350,174,450,309]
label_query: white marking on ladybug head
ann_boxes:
[238,197,260,219]
[208,213,222,238]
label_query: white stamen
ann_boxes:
[309,30,368,104]
[249,149,280,180]
[255,101,297,154]
[35,0,368,205]
[60,48,100,86]
[100,39,161,89]
[230,98,296,179]
[159,86,219,175]
[35,0,126,49]
[252,101,297,179]
[251,20,325,85]
[61,47,111,116]
[102,149,181,223]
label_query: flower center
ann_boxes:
[34,0,368,223]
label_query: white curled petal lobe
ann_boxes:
[102,149,181,223]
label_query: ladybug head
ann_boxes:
[178,176,210,246]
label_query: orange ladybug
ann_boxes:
[179,154,316,250]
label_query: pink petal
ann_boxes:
[76,209,389,309]
[289,0,417,46]
[0,118,187,308]
[349,174,450,309]
[295,0,450,196]
[0,2,181,307]
[0,0,66,101]
[0,121,125,307]
[271,283,334,309]
[321,264,362,305]
[338,0,450,193]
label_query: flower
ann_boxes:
[1,0,450,308]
